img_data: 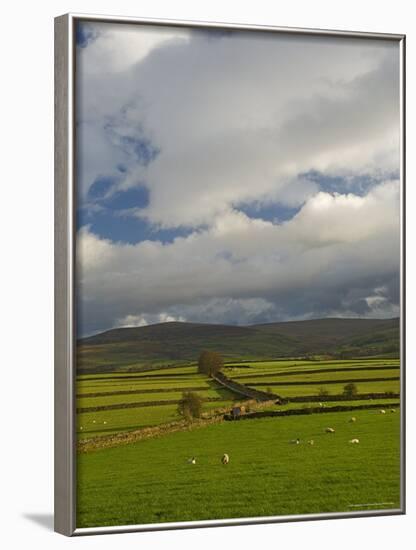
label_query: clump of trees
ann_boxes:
[343,382,358,398]
[198,350,224,376]
[177,391,203,421]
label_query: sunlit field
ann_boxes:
[77,409,400,527]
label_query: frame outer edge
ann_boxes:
[400,34,406,515]
[59,12,405,40]
[54,13,76,536]
[54,13,405,536]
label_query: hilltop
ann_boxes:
[77,317,399,373]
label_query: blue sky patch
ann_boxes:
[76,23,99,48]
[108,187,150,210]
[87,176,118,201]
[87,178,149,209]
[302,169,398,197]
[77,205,194,245]
[237,201,301,224]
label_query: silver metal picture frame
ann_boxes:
[55,13,406,536]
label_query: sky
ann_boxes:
[75,21,401,337]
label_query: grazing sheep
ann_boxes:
[390,408,396,413]
[380,409,386,414]
[318,403,323,407]
[103,421,107,424]
[187,457,196,465]
[222,453,230,465]
[93,420,96,424]
[349,438,360,444]
[290,438,301,445]
[308,440,314,445]
[325,427,335,433]
[349,417,356,423]
[80,426,83,430]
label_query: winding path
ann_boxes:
[212,371,278,402]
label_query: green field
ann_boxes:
[76,358,401,438]
[224,358,399,399]
[252,381,400,398]
[263,399,399,412]
[77,409,400,527]
[77,368,237,439]
[76,351,401,527]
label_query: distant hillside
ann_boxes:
[77,317,400,373]
[254,318,400,357]
[77,322,296,373]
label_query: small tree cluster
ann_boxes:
[198,350,224,376]
[177,391,203,421]
[343,382,358,398]
[318,386,329,397]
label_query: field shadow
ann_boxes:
[23,513,54,531]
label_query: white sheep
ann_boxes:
[290,438,300,445]
[222,453,230,465]
[325,427,335,433]
[380,409,386,414]
[80,426,83,430]
[390,409,396,413]
[93,420,96,424]
[308,439,314,445]
[349,417,356,423]
[349,438,360,444]
[103,421,107,424]
[187,457,196,464]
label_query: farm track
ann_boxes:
[249,376,399,386]
[213,372,278,401]
[232,365,399,380]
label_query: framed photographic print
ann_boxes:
[54,13,405,536]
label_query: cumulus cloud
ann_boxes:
[77,26,399,213]
[76,22,190,200]
[76,181,400,335]
[116,312,186,328]
[75,23,400,335]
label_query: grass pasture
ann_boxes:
[76,366,238,439]
[225,358,400,400]
[77,409,401,527]
[252,380,400,398]
[76,357,400,439]
[263,398,400,412]
[76,354,401,527]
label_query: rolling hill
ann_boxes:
[253,317,399,356]
[77,317,400,373]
